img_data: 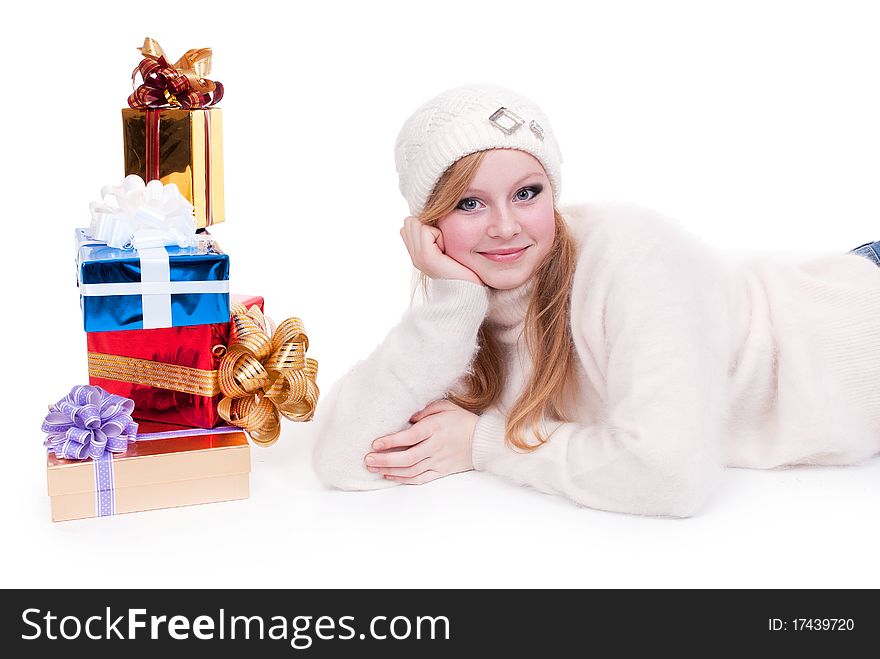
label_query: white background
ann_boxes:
[1,0,878,589]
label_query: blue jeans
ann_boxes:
[849,241,880,267]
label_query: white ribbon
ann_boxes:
[79,176,222,329]
[79,280,231,296]
[88,175,198,250]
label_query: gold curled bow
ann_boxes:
[129,37,223,109]
[139,36,216,95]
[217,303,319,447]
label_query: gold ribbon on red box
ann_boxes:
[128,37,224,109]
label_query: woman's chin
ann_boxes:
[480,269,534,291]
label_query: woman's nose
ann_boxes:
[487,207,521,238]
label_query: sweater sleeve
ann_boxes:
[470,225,731,518]
[312,278,490,490]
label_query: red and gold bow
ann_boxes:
[217,303,319,447]
[128,37,224,109]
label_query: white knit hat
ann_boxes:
[394,83,563,217]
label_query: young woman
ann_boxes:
[312,83,880,517]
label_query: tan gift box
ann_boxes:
[46,428,249,522]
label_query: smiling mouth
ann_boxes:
[480,247,528,255]
[478,246,530,262]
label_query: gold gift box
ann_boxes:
[122,107,225,227]
[46,429,249,522]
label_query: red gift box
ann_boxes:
[86,294,263,428]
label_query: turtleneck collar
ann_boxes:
[486,278,534,344]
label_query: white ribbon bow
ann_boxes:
[88,175,198,250]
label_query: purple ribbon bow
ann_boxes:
[42,385,138,460]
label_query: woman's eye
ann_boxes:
[515,185,542,201]
[456,198,483,212]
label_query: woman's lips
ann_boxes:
[478,246,529,263]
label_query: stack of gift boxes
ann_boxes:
[45,38,319,522]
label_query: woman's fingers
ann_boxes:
[422,224,447,260]
[385,470,442,485]
[403,217,441,258]
[400,216,419,257]
[401,216,434,273]
[368,458,432,478]
[372,420,432,450]
[423,223,441,244]
[435,228,446,253]
[365,439,431,468]
[410,399,460,423]
[411,216,426,254]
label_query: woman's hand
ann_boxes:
[400,216,484,285]
[364,399,478,484]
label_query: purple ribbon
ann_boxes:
[42,385,138,460]
[93,453,116,516]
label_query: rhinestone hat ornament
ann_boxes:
[488,107,546,141]
[488,107,524,134]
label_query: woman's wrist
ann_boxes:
[471,410,508,471]
[425,277,489,319]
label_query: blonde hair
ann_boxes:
[417,151,578,451]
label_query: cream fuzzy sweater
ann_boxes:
[312,201,880,517]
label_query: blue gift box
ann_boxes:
[76,229,230,333]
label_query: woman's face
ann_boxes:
[437,149,556,290]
